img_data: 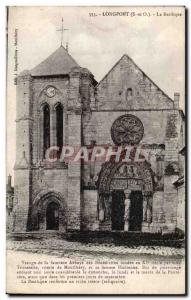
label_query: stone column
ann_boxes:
[164,104,179,232]
[98,193,112,231]
[52,106,57,147]
[124,189,131,231]
[143,195,148,222]
[147,196,153,224]
[98,194,105,221]
[67,67,82,231]
[38,210,45,231]
[142,192,153,232]
[104,193,112,221]
[67,111,82,230]
[38,109,44,161]
[50,106,55,148]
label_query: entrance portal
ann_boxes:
[129,191,143,231]
[46,201,59,230]
[111,191,125,230]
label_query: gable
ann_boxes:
[96,55,174,110]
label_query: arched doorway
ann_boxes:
[46,201,59,230]
[111,190,125,230]
[129,191,143,231]
[98,161,154,232]
[111,190,143,231]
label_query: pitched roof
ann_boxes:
[31,46,80,76]
[97,54,173,103]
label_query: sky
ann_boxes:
[7,6,185,182]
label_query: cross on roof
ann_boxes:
[57,18,69,49]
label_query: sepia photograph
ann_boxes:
[6,6,186,294]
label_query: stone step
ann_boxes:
[99,221,111,231]
[8,231,61,240]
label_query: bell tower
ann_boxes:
[13,43,96,232]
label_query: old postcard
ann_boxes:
[6,6,186,294]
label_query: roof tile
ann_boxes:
[31,46,79,76]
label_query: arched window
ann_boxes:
[56,104,63,155]
[43,104,50,158]
[127,88,133,97]
[126,88,133,102]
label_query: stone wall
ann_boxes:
[83,110,171,146]
[13,169,31,232]
[81,190,99,231]
[176,183,185,232]
[96,55,174,110]
[31,168,68,200]
[14,73,33,232]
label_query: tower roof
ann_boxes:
[31,46,80,76]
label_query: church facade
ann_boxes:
[13,46,185,234]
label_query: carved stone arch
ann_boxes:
[32,191,67,231]
[33,190,66,210]
[53,101,64,110]
[137,161,155,193]
[97,161,155,230]
[38,85,64,100]
[97,161,113,194]
[38,101,50,112]
[98,161,154,194]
